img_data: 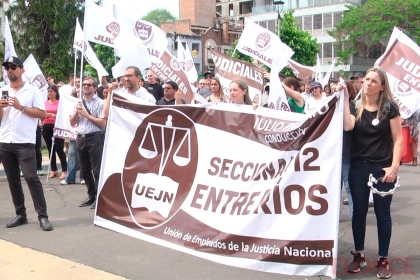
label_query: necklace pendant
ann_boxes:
[372,118,379,126]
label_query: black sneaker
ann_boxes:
[376,257,392,279]
[347,251,367,273]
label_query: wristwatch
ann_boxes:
[21,106,26,113]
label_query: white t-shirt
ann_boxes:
[59,84,74,96]
[0,83,46,144]
[133,87,156,104]
[304,95,328,115]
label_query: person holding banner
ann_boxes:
[343,67,402,279]
[304,82,327,115]
[229,80,252,105]
[70,77,106,209]
[0,56,53,231]
[206,77,227,103]
[42,85,67,179]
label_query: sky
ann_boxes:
[103,0,180,19]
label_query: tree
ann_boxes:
[141,8,177,27]
[226,40,253,64]
[7,0,100,82]
[85,44,117,79]
[329,0,420,65]
[276,10,319,77]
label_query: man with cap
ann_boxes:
[0,56,53,231]
[351,72,364,94]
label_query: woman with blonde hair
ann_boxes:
[342,67,402,279]
[207,77,227,103]
[229,80,253,105]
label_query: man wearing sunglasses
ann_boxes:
[0,56,53,231]
[70,77,106,209]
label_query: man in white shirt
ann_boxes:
[0,56,53,231]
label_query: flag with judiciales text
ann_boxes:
[236,19,294,70]
[23,54,48,101]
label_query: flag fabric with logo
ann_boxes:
[3,16,17,84]
[177,37,198,83]
[287,59,314,82]
[211,49,264,103]
[23,54,48,101]
[73,18,109,78]
[113,5,167,60]
[236,19,294,70]
[375,27,420,118]
[54,93,78,140]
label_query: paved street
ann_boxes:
[0,162,419,280]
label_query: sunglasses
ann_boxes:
[83,83,93,87]
[4,65,21,71]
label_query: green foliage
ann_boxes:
[226,40,254,64]
[141,8,177,27]
[7,0,89,82]
[277,10,319,77]
[329,0,420,65]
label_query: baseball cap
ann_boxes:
[309,81,322,91]
[351,72,364,79]
[2,56,24,67]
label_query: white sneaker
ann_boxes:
[60,179,68,185]
[81,180,85,185]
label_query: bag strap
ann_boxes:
[81,99,92,116]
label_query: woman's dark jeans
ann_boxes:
[349,159,393,256]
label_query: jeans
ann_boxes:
[349,159,393,256]
[0,143,49,220]
[65,140,83,183]
[342,157,353,220]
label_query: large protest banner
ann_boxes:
[376,27,420,118]
[94,94,343,277]
[211,49,264,103]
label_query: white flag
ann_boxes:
[73,18,109,78]
[3,16,17,84]
[236,19,294,70]
[54,93,78,140]
[113,5,167,60]
[111,40,151,78]
[322,59,336,88]
[314,54,323,83]
[23,54,48,101]
[177,37,198,83]
[267,61,290,111]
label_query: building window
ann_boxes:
[323,13,332,29]
[295,16,303,30]
[303,15,312,31]
[314,0,329,5]
[323,43,333,58]
[333,12,343,26]
[229,4,234,16]
[313,14,322,30]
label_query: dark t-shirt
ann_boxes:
[143,82,164,102]
[350,100,399,165]
[96,86,105,100]
[156,98,186,105]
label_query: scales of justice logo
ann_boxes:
[121,109,198,228]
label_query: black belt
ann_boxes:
[77,131,101,138]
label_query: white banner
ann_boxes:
[94,93,344,278]
[177,37,198,83]
[54,93,78,140]
[73,18,109,78]
[375,27,420,118]
[236,19,294,70]
[23,54,48,101]
[3,16,17,84]
[113,5,167,60]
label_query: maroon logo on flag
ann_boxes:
[393,80,413,97]
[74,40,88,53]
[134,21,153,42]
[121,109,198,228]
[106,22,120,39]
[185,60,194,72]
[170,59,182,72]
[255,33,271,51]
[31,74,47,89]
